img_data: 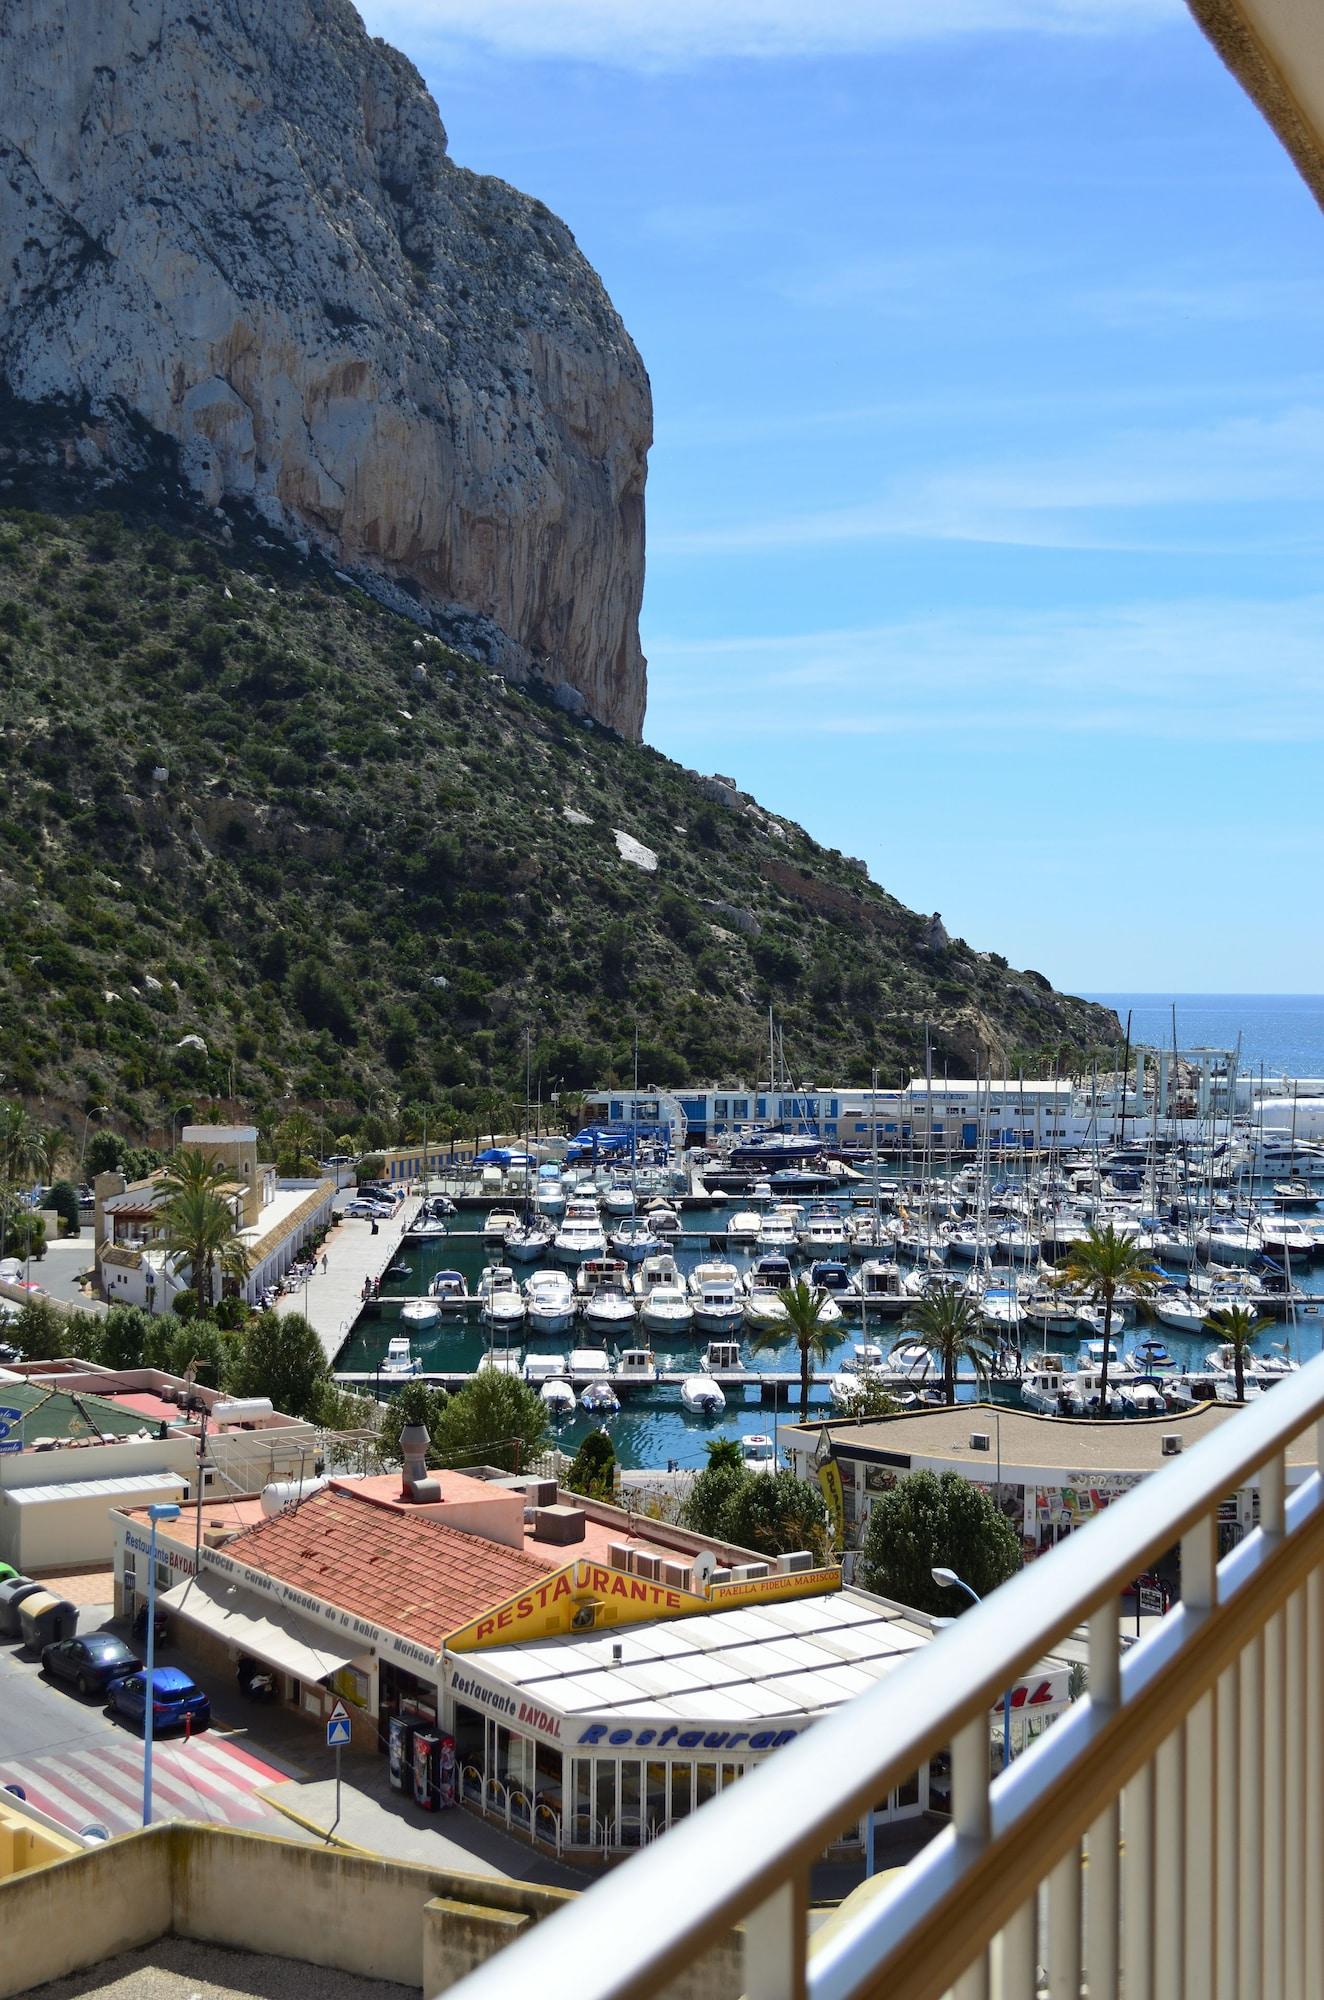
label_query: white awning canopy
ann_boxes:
[159,1571,358,1684]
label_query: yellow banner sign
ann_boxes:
[447,1555,841,1652]
[817,1457,846,1552]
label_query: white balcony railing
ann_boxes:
[449,1355,1324,2000]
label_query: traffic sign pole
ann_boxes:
[326,1699,351,1838]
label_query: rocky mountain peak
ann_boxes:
[0,0,651,734]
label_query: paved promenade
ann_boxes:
[276,1193,419,1365]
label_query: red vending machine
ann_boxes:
[412,1729,457,1810]
[412,1730,439,1810]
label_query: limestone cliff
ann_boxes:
[0,0,651,734]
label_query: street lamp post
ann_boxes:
[142,1501,181,1825]
[932,1566,1013,1772]
[78,1105,110,1180]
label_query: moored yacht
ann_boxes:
[640,1283,694,1339]
[380,1334,421,1376]
[524,1269,575,1336]
[399,1297,440,1331]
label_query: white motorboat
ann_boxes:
[601,1181,636,1217]
[632,1251,683,1299]
[541,1378,576,1417]
[758,1207,801,1251]
[888,1338,934,1379]
[640,1284,694,1338]
[524,1350,570,1384]
[744,1286,789,1330]
[406,1217,449,1241]
[553,1212,608,1266]
[524,1269,576,1336]
[610,1220,662,1263]
[681,1374,726,1415]
[1020,1352,1070,1413]
[534,1177,567,1219]
[505,1221,553,1262]
[581,1380,620,1414]
[829,1343,887,1408]
[380,1334,421,1375]
[427,1269,471,1310]
[799,1208,849,1256]
[568,1345,612,1379]
[399,1298,440,1331]
[615,1347,659,1387]
[740,1432,777,1472]
[645,1203,682,1239]
[691,1271,745,1336]
[725,1209,762,1246]
[483,1207,519,1246]
[583,1289,638,1335]
[478,1266,526,1330]
[577,1256,632,1298]
[1257,1215,1316,1260]
[978,1284,1025,1335]
[478,1347,523,1376]
[745,1253,793,1294]
[853,1259,909,1317]
[701,1340,745,1376]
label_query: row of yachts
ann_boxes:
[394,1241,1311,1345]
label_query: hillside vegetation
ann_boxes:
[0,422,1119,1141]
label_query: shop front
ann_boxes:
[443,1590,1078,1859]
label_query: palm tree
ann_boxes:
[0,1103,41,1261]
[273,1110,320,1175]
[1203,1302,1270,1404]
[748,1280,839,1420]
[33,1121,69,1186]
[156,1148,251,1307]
[1057,1222,1160,1409]
[911,1287,994,1406]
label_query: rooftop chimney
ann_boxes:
[399,1423,441,1504]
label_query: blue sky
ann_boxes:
[359,1,1324,994]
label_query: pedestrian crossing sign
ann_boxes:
[326,1701,352,1748]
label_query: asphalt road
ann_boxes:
[0,1606,133,1765]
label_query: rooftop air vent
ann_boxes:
[969,1433,991,1452]
[1161,1435,1182,1456]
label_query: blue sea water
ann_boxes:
[1085,995,1324,1081]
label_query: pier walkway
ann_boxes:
[276,1193,420,1364]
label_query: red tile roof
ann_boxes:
[217,1482,554,1650]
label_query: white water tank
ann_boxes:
[260,1476,330,1516]
[210,1398,275,1426]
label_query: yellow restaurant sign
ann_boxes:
[446,1555,840,1653]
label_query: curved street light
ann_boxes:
[78,1105,111,1179]
[932,1566,1013,1771]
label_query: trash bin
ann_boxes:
[0,1577,44,1638]
[18,1591,78,1651]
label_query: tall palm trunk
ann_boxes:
[944,1343,956,1406]
[1234,1345,1245,1403]
[800,1341,811,1421]
[1100,1285,1113,1409]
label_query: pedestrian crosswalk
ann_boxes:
[0,1731,288,1835]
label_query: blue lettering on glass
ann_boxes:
[576,1723,798,1752]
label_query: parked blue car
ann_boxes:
[106,1666,211,1733]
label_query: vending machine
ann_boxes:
[412,1729,440,1810]
[412,1729,458,1811]
[387,1715,416,1793]
[436,1730,457,1810]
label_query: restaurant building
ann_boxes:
[111,1446,1074,1858]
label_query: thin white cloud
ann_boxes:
[650,404,1324,554]
[645,595,1324,743]
[358,0,1175,70]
